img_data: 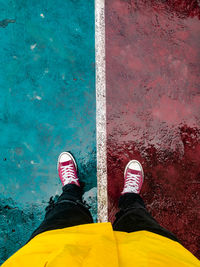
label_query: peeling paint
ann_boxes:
[0,19,15,28]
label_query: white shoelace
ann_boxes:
[61,164,77,184]
[123,173,141,193]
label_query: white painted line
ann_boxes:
[95,0,108,222]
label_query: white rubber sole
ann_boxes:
[57,151,77,171]
[124,160,144,182]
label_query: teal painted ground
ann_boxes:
[0,0,96,264]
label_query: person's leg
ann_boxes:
[112,160,179,243]
[28,152,93,242]
[29,184,93,241]
[113,193,179,242]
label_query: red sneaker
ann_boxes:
[121,160,144,195]
[57,152,80,187]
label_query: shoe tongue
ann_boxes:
[128,169,142,175]
[60,160,73,166]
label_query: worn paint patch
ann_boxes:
[106,0,200,259]
[0,198,45,265]
[83,187,98,222]
[0,19,15,28]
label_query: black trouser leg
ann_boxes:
[28,184,93,242]
[113,193,179,243]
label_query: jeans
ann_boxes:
[28,184,179,243]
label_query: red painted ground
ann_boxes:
[106,0,200,259]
